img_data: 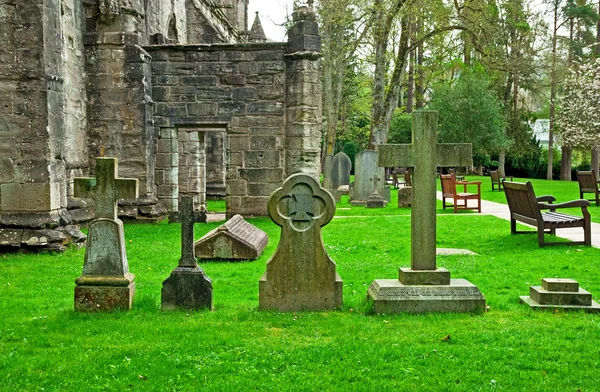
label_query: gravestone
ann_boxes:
[321,178,341,203]
[367,111,486,313]
[520,278,600,313]
[194,214,268,260]
[350,150,389,206]
[322,154,333,183]
[259,173,343,311]
[331,151,351,189]
[398,187,412,207]
[73,157,139,311]
[366,175,387,208]
[162,196,213,310]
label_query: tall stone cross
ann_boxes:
[378,111,472,280]
[177,196,206,268]
[74,157,138,220]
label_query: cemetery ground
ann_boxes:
[2,177,600,391]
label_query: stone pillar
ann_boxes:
[284,4,322,180]
[178,130,206,209]
[0,0,85,250]
[155,128,179,211]
[206,132,227,198]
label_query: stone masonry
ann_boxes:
[0,0,323,250]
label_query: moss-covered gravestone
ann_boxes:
[162,196,212,310]
[259,173,342,311]
[367,111,486,313]
[73,158,138,311]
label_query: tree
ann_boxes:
[557,58,600,153]
[429,72,509,173]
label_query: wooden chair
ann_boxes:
[577,170,600,206]
[404,168,412,187]
[440,173,481,213]
[503,181,591,247]
[490,170,513,191]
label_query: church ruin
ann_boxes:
[0,0,323,250]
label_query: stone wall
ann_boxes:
[146,43,288,217]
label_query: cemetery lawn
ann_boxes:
[2,205,600,391]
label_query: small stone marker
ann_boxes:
[366,175,386,208]
[397,186,412,207]
[350,150,389,206]
[259,173,343,311]
[520,278,600,313]
[367,111,486,313]
[73,157,139,311]
[331,151,351,189]
[194,214,268,260]
[162,196,213,310]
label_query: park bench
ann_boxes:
[440,173,481,213]
[503,181,591,247]
[577,170,600,206]
[490,170,513,191]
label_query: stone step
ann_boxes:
[529,286,592,306]
[542,278,579,292]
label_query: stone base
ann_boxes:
[520,296,600,313]
[400,267,451,285]
[367,279,486,314]
[350,200,367,207]
[366,194,387,208]
[161,266,213,311]
[74,282,135,312]
[259,272,343,311]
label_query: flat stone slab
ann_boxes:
[520,295,600,313]
[529,286,592,306]
[543,278,579,292]
[195,214,268,260]
[368,279,486,314]
[436,248,478,256]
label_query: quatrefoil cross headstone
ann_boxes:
[259,173,343,311]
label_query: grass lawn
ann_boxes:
[2,179,600,391]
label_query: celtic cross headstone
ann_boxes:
[259,173,343,311]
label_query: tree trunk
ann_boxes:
[498,149,506,177]
[560,146,572,180]
[416,22,425,109]
[592,146,600,176]
[406,48,415,113]
[547,1,559,180]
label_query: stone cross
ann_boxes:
[371,175,381,194]
[74,157,138,220]
[177,196,206,268]
[378,111,472,273]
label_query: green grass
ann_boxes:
[2,200,600,391]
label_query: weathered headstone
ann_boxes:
[367,111,486,313]
[331,151,351,189]
[366,175,387,208]
[259,173,343,311]
[520,278,600,313]
[397,186,412,207]
[321,178,341,203]
[73,157,139,311]
[322,154,333,183]
[350,150,389,206]
[162,196,213,310]
[194,214,268,260]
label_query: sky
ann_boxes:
[248,0,296,42]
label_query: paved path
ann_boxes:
[436,191,600,248]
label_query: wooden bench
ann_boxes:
[490,170,513,191]
[503,181,591,247]
[577,170,600,206]
[440,173,481,213]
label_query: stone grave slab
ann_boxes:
[520,278,600,313]
[259,173,342,311]
[331,151,351,189]
[366,174,387,208]
[162,196,212,310]
[367,111,486,314]
[73,157,138,312]
[436,248,478,256]
[350,150,389,206]
[321,178,341,203]
[194,214,268,260]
